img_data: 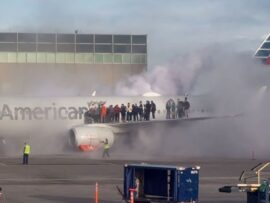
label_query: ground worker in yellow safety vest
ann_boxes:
[23,142,31,165]
[101,138,110,158]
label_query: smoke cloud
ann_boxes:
[1,44,270,160]
[112,47,270,160]
[115,53,204,96]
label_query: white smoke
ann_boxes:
[115,53,204,96]
[112,47,270,160]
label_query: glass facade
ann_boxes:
[113,35,131,44]
[37,33,55,43]
[0,33,147,64]
[0,33,17,42]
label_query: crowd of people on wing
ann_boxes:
[166,97,190,119]
[84,97,190,124]
[84,100,157,124]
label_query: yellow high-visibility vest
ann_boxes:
[104,143,110,149]
[24,144,31,154]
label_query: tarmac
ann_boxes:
[0,154,262,203]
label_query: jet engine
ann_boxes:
[70,124,115,152]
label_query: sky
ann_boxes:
[0,0,270,68]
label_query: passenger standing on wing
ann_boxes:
[183,97,190,118]
[108,105,114,122]
[145,101,151,121]
[127,103,132,122]
[143,104,147,120]
[22,142,31,165]
[135,104,139,121]
[101,138,110,158]
[114,105,120,122]
[91,105,95,123]
[166,100,172,119]
[100,104,107,123]
[133,104,139,121]
[120,104,126,122]
[176,99,179,118]
[90,107,95,122]
[132,104,136,121]
[139,101,143,121]
[150,101,156,119]
[84,108,92,124]
[171,100,176,119]
[95,105,101,123]
[177,99,184,118]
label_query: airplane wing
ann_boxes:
[71,115,235,152]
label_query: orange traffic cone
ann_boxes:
[95,182,98,203]
[129,188,136,203]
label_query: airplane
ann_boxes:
[0,93,213,154]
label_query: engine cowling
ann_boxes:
[71,124,114,152]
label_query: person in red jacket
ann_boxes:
[100,104,107,123]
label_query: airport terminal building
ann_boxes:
[0,32,147,95]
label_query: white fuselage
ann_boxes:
[0,95,209,136]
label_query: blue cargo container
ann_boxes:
[123,163,200,203]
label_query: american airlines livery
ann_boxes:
[0,95,211,153]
